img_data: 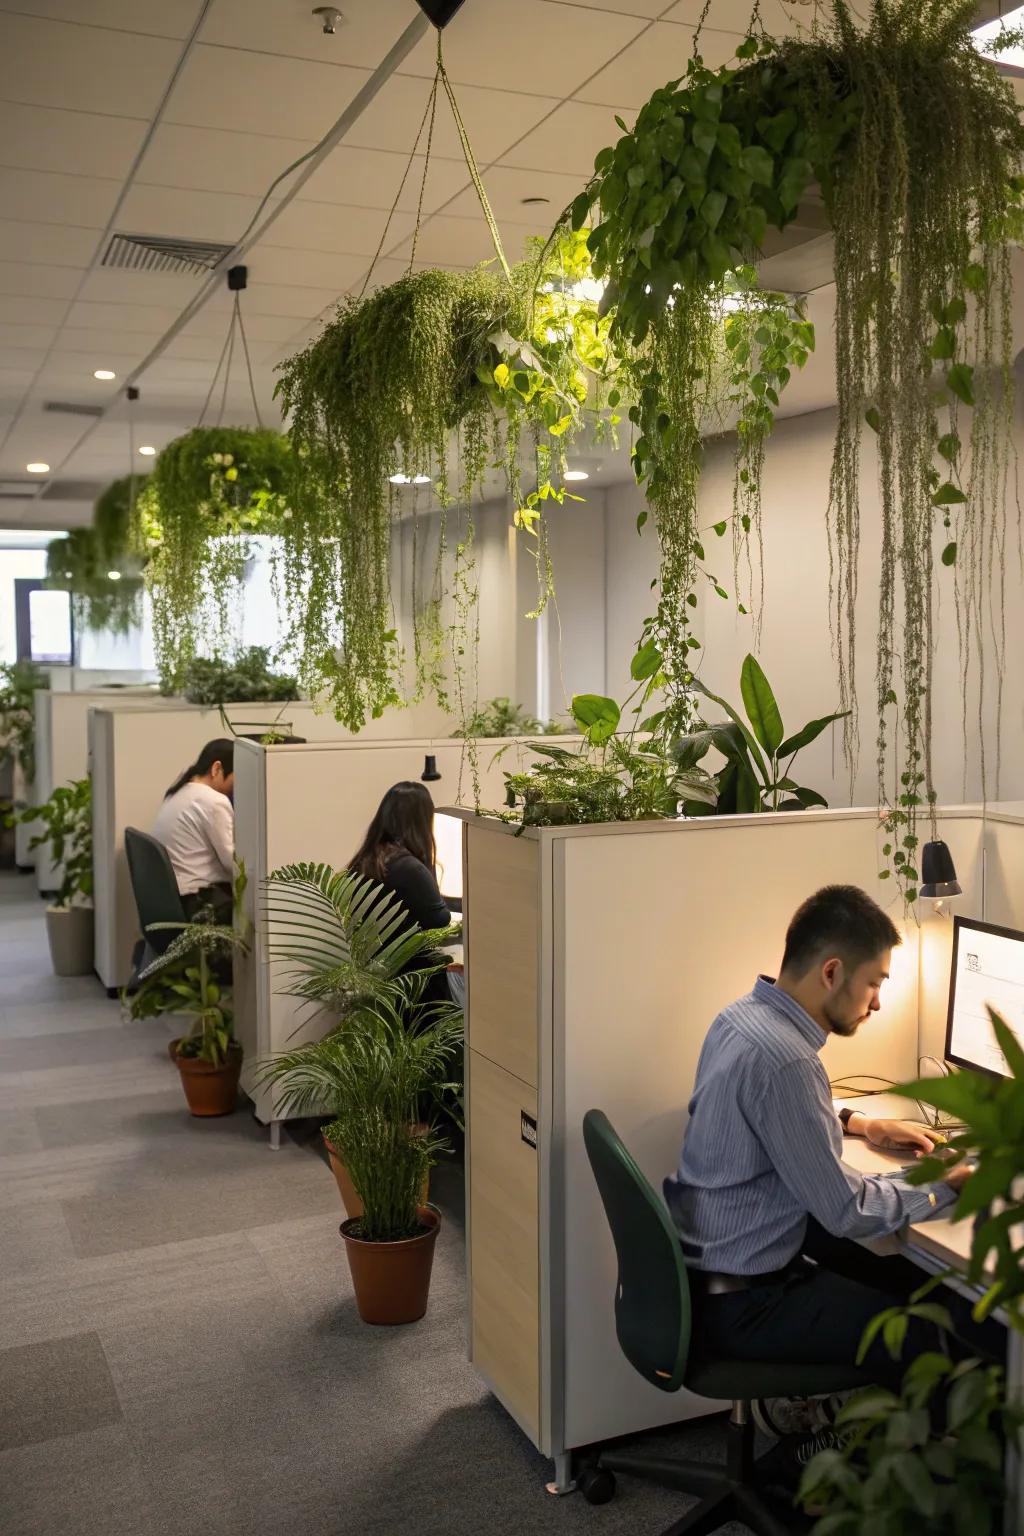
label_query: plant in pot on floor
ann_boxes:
[258,970,463,1325]
[261,862,461,1214]
[10,776,94,975]
[128,913,250,1116]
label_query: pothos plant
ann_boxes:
[138,427,293,691]
[46,479,144,639]
[275,233,623,737]
[572,0,1024,904]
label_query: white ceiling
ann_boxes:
[0,0,1018,530]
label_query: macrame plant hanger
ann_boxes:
[198,265,265,430]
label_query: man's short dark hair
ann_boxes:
[780,885,901,977]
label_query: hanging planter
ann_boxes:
[571,0,1024,899]
[139,426,293,689]
[46,478,145,638]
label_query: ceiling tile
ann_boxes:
[0,261,81,299]
[398,0,647,95]
[498,99,630,177]
[300,146,470,216]
[243,246,369,291]
[260,200,416,258]
[178,307,301,344]
[197,0,416,68]
[0,220,100,267]
[388,215,545,270]
[52,328,158,358]
[242,280,347,319]
[0,321,57,348]
[0,1,200,38]
[540,0,667,14]
[344,73,563,165]
[0,296,68,326]
[137,121,315,197]
[166,45,370,138]
[662,0,796,33]
[574,21,742,108]
[75,267,204,306]
[0,13,182,118]
[0,102,149,180]
[441,163,588,224]
[115,182,266,244]
[64,300,185,334]
[0,167,118,229]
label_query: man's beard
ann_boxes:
[824,984,868,1038]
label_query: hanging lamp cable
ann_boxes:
[234,292,264,429]
[198,306,236,428]
[215,304,237,428]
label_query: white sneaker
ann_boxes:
[751,1393,847,1440]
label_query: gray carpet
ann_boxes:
[0,873,752,1535]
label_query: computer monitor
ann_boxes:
[945,916,1024,1077]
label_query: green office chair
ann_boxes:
[580,1109,871,1535]
[124,826,188,983]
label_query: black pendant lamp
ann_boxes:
[919,839,962,899]
[422,755,442,782]
[415,0,467,27]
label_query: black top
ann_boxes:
[380,849,451,936]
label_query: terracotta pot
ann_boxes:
[340,1206,441,1325]
[322,1129,430,1219]
[173,1041,242,1117]
[45,904,94,976]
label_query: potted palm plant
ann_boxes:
[260,972,462,1325]
[12,777,94,975]
[129,913,250,1116]
[262,862,459,1214]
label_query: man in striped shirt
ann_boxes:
[665,884,980,1393]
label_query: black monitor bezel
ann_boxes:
[944,914,1024,1076]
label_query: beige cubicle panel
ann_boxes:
[32,686,164,893]
[452,805,960,1478]
[90,699,457,990]
[232,735,571,1134]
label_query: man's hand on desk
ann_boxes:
[846,1114,944,1155]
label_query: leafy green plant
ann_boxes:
[502,731,716,828]
[799,1006,1024,1532]
[140,427,293,689]
[259,970,462,1242]
[571,0,1024,895]
[677,654,848,815]
[46,509,143,639]
[451,698,564,738]
[11,777,92,908]
[128,915,249,1065]
[263,863,457,1026]
[0,660,46,784]
[177,646,298,707]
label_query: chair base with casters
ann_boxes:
[580,1108,872,1536]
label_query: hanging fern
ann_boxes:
[139,427,293,689]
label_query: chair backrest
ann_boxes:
[124,827,186,954]
[582,1109,691,1393]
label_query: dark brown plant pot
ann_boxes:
[322,1130,430,1219]
[340,1207,441,1325]
[173,1041,242,1117]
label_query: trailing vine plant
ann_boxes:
[46,478,144,638]
[137,427,292,690]
[570,1,1024,900]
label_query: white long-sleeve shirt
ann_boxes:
[152,781,234,896]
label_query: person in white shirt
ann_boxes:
[152,738,235,921]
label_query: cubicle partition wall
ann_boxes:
[449,803,1024,1483]
[232,735,574,1133]
[32,686,163,894]
[90,696,454,991]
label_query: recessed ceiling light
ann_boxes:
[389,472,411,484]
[26,462,49,473]
[93,369,116,381]
[564,469,589,481]
[138,445,156,456]
[412,474,432,485]
[107,570,122,581]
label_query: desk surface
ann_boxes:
[840,1132,974,1270]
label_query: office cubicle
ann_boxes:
[232,735,578,1135]
[89,696,454,991]
[449,802,1023,1485]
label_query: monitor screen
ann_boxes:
[945,916,1024,1077]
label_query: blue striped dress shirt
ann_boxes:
[664,976,957,1276]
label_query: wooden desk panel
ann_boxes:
[465,824,539,1087]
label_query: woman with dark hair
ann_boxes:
[349,782,459,1004]
[152,738,235,920]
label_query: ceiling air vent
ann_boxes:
[40,480,105,502]
[101,233,234,277]
[44,400,104,418]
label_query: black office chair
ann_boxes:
[580,1109,872,1535]
[124,826,188,984]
